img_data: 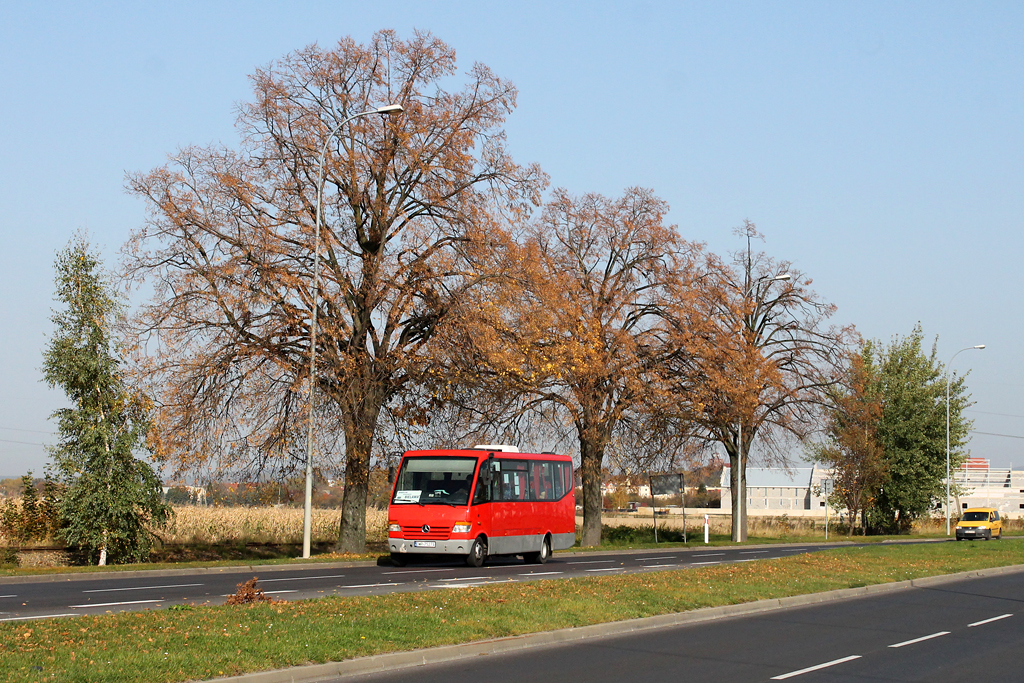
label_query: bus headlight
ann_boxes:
[452,523,473,534]
[388,522,401,533]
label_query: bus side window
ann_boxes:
[561,463,574,496]
[552,462,565,500]
[532,461,556,500]
[501,460,530,500]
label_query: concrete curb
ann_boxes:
[210,561,1024,683]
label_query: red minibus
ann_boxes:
[388,445,576,567]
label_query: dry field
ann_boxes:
[0,505,390,548]
[157,506,390,545]
[596,512,1024,537]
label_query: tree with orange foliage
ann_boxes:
[808,348,886,537]
[122,31,545,552]
[457,188,701,546]
[667,222,845,541]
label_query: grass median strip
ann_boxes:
[3,541,1024,683]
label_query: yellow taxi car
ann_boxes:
[955,507,1003,541]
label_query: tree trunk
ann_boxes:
[334,393,385,554]
[580,436,604,547]
[725,435,748,542]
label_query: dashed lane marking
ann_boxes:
[888,631,950,648]
[256,574,348,583]
[969,614,1012,627]
[83,583,203,593]
[70,600,162,608]
[771,655,862,680]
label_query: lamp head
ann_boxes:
[375,104,404,115]
[974,344,986,349]
[773,272,792,282]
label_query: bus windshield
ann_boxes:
[392,456,477,506]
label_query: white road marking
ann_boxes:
[888,631,950,648]
[771,655,862,679]
[518,572,563,576]
[0,595,16,599]
[969,614,1013,627]
[431,579,515,588]
[585,567,623,572]
[0,613,78,622]
[693,553,724,557]
[263,590,298,595]
[437,577,488,582]
[339,583,405,589]
[256,574,347,583]
[83,583,203,593]
[638,556,674,561]
[70,599,162,608]
[740,550,769,554]
[382,569,455,575]
[641,564,677,569]
[566,560,615,565]
[691,561,721,566]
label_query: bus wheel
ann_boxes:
[467,537,487,567]
[524,536,550,565]
[390,553,407,567]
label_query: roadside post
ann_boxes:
[704,514,710,544]
[649,473,658,543]
[678,471,687,544]
[822,479,834,541]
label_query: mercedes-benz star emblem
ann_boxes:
[421,524,430,533]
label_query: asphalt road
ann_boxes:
[344,570,1024,683]
[0,542,843,621]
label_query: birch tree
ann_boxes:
[43,235,168,565]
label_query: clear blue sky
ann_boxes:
[2,1,1022,476]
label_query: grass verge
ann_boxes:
[3,540,1024,682]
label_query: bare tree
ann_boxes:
[455,188,702,546]
[667,222,846,541]
[123,31,545,552]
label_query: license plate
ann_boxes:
[414,541,436,548]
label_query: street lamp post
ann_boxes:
[302,104,404,559]
[945,344,985,536]
[734,271,791,543]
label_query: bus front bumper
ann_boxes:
[390,539,472,555]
